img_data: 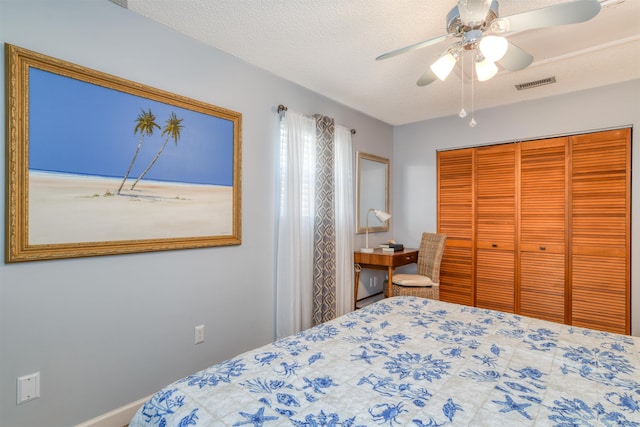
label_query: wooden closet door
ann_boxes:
[570,128,630,334]
[475,144,516,313]
[519,138,568,324]
[437,148,474,306]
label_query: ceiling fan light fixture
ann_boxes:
[430,52,457,81]
[475,58,498,81]
[479,35,508,62]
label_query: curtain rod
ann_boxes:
[277,104,356,135]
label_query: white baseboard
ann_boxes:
[75,395,151,427]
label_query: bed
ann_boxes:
[129,296,640,426]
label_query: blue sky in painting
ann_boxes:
[28,68,235,186]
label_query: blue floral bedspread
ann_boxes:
[129,296,640,426]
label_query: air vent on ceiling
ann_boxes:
[515,76,557,91]
[600,0,625,7]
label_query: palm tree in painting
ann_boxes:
[130,112,184,190]
[117,108,160,194]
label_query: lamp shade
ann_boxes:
[475,58,498,81]
[479,35,508,62]
[373,209,392,222]
[430,53,457,81]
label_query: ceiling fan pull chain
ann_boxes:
[459,51,467,118]
[469,59,477,127]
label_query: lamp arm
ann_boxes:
[365,208,374,250]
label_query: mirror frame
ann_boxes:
[356,152,390,233]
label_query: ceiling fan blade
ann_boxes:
[376,34,452,61]
[497,42,533,71]
[495,0,601,34]
[417,68,439,87]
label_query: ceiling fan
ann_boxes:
[376,0,602,86]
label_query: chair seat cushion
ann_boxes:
[392,274,435,287]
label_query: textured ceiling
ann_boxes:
[123,0,640,126]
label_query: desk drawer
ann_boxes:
[393,251,418,266]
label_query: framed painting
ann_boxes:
[5,43,242,262]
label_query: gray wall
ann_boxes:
[391,79,640,336]
[0,1,393,426]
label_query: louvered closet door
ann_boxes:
[437,148,474,306]
[519,138,568,324]
[475,144,516,313]
[570,129,630,334]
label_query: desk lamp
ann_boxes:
[361,208,391,253]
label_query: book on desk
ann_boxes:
[380,243,404,252]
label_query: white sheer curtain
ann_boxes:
[276,111,316,339]
[334,125,354,317]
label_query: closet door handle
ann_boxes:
[540,246,546,251]
[491,244,498,248]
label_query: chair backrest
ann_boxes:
[416,232,447,283]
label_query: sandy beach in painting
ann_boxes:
[28,171,233,244]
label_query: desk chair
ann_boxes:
[386,232,446,300]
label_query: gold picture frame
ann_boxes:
[5,44,242,262]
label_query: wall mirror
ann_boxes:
[357,152,390,233]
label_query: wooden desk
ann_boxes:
[354,248,418,309]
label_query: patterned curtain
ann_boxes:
[312,115,336,325]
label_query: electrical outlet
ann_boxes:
[194,325,205,344]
